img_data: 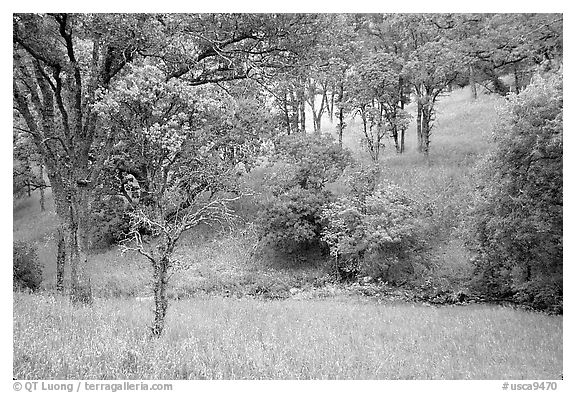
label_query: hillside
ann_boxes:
[12,84,563,382]
[14,86,503,300]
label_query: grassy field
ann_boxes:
[14,292,562,379]
[13,87,563,380]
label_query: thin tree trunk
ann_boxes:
[39,164,46,211]
[329,89,335,122]
[337,81,344,147]
[416,100,423,153]
[283,91,291,135]
[308,82,320,133]
[290,90,299,132]
[400,127,405,154]
[315,90,328,133]
[513,65,520,94]
[470,66,477,99]
[399,76,405,110]
[297,89,306,133]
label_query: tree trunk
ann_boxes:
[151,256,169,337]
[290,90,299,132]
[400,127,405,154]
[297,89,306,133]
[416,100,423,153]
[421,105,432,156]
[69,185,93,305]
[39,164,46,212]
[392,126,400,153]
[513,65,520,94]
[56,225,66,293]
[399,76,405,110]
[283,91,292,135]
[308,83,321,133]
[470,66,477,99]
[329,89,335,122]
[337,81,344,147]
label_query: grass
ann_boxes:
[14,86,562,380]
[14,292,562,379]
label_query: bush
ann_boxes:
[467,72,562,312]
[257,133,352,253]
[259,187,333,251]
[90,195,132,248]
[13,241,43,291]
[321,180,429,282]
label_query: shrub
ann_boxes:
[272,133,352,191]
[259,187,333,251]
[467,72,562,312]
[13,241,43,291]
[343,163,381,202]
[90,195,132,248]
[257,133,352,253]
[321,180,429,282]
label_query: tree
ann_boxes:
[347,52,410,160]
[13,13,155,302]
[403,39,467,155]
[466,14,562,95]
[468,72,562,311]
[13,13,314,304]
[323,15,363,147]
[97,64,254,337]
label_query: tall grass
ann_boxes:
[14,292,562,379]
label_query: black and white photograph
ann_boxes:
[9,7,565,387]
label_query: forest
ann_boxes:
[13,13,562,380]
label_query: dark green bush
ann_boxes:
[90,195,132,248]
[467,72,562,312]
[257,133,352,253]
[13,241,43,291]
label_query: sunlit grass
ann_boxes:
[14,292,562,379]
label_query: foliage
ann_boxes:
[13,130,45,198]
[342,163,381,202]
[258,133,352,252]
[467,72,562,312]
[272,133,352,189]
[259,186,334,251]
[346,53,410,159]
[90,196,132,249]
[321,180,429,282]
[403,39,469,154]
[98,63,252,335]
[14,241,43,292]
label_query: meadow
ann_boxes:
[13,87,563,379]
[13,292,562,379]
